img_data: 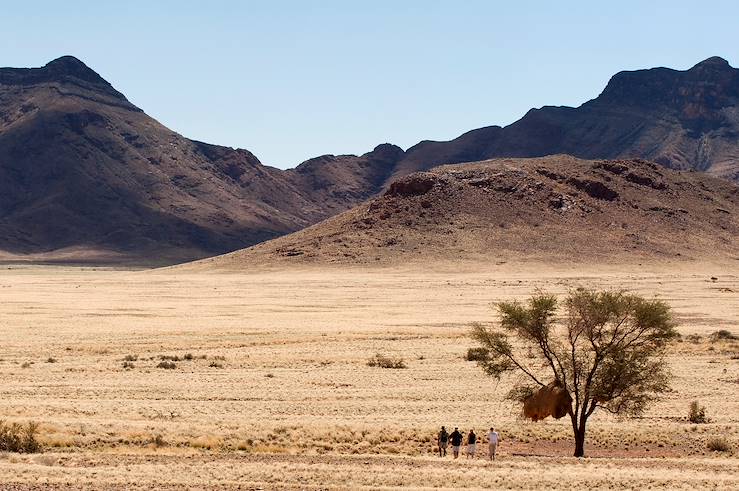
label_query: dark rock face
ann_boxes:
[0,57,404,264]
[396,57,739,182]
[385,173,439,197]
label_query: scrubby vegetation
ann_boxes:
[464,347,489,362]
[0,420,41,453]
[688,401,708,424]
[710,329,738,342]
[367,353,407,369]
[157,360,177,369]
[706,437,731,453]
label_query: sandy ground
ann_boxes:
[0,262,737,489]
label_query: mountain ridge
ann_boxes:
[1,55,737,264]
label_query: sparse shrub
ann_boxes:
[21,362,31,369]
[159,355,181,362]
[123,354,138,362]
[46,357,57,363]
[183,353,194,360]
[367,353,406,369]
[685,334,703,344]
[151,434,167,448]
[706,437,731,452]
[208,361,223,369]
[157,361,176,369]
[465,347,489,362]
[122,361,135,369]
[265,373,275,378]
[688,401,708,423]
[710,330,738,342]
[0,420,41,453]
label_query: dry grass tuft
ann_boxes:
[706,437,732,452]
[367,353,407,369]
[0,421,42,453]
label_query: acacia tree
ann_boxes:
[470,289,678,457]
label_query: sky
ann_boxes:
[3,1,738,169]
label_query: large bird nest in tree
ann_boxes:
[522,381,572,421]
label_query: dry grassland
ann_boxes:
[0,262,737,489]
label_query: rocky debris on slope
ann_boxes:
[210,156,738,267]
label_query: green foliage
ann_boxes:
[470,289,678,457]
[0,420,41,453]
[506,385,537,403]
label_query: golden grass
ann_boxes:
[0,262,736,489]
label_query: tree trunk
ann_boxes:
[573,423,586,457]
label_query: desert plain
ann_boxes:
[0,261,737,490]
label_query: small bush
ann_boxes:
[710,330,738,342]
[151,434,167,448]
[685,334,703,344]
[21,362,31,369]
[688,401,708,424]
[367,353,406,369]
[46,357,57,363]
[209,361,223,369]
[706,437,731,452]
[183,353,194,361]
[123,354,138,362]
[159,355,181,362]
[157,361,177,369]
[0,420,41,453]
[122,361,135,369]
[465,347,489,362]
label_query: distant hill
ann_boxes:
[0,56,404,264]
[197,156,738,268]
[396,57,739,182]
[1,56,738,264]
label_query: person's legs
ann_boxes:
[491,443,497,460]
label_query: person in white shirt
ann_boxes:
[486,427,500,460]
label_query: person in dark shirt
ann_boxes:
[449,427,463,459]
[466,429,477,459]
[437,426,449,457]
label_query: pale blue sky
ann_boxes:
[3,1,737,168]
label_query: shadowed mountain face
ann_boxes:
[1,56,737,264]
[397,57,739,182]
[0,57,404,263]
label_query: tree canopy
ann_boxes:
[471,289,678,457]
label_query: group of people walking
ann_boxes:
[437,426,500,460]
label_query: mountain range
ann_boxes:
[1,56,737,264]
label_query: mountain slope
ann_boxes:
[397,57,739,182]
[0,56,404,264]
[196,156,739,269]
